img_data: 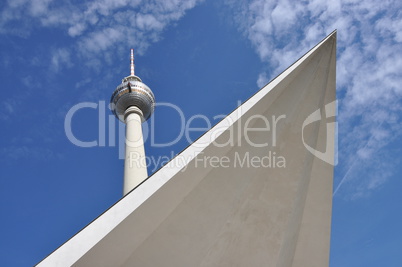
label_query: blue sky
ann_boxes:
[1,0,402,266]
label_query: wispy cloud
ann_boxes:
[0,0,205,164]
[225,0,402,199]
[0,0,204,68]
[51,48,72,72]
[0,100,17,121]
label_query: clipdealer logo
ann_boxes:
[63,101,288,161]
[302,100,338,166]
[64,99,337,168]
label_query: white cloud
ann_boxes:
[347,155,395,200]
[0,0,204,67]
[256,72,268,88]
[68,23,86,37]
[0,100,16,120]
[226,0,402,199]
[29,0,53,16]
[51,48,71,72]
[271,0,299,32]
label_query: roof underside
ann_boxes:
[38,31,336,267]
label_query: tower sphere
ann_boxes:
[110,50,155,123]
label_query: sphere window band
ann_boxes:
[113,86,154,101]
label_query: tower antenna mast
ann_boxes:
[130,48,135,76]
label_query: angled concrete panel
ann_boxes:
[37,31,336,267]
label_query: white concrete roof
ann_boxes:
[37,31,336,267]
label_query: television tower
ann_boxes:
[110,49,155,195]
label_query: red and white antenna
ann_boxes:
[130,48,135,76]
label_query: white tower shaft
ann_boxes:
[123,107,148,195]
